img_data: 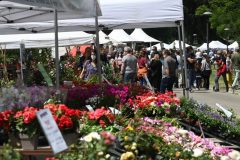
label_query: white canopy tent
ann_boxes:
[130,28,159,43]
[0,0,100,24]
[0,0,189,98]
[169,40,190,49]
[0,0,183,34]
[146,43,170,50]
[209,41,227,49]
[99,31,119,44]
[229,41,239,50]
[0,31,94,49]
[197,43,207,51]
[108,29,140,42]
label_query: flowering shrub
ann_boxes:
[14,107,39,137]
[57,131,116,160]
[0,110,15,131]
[84,108,115,128]
[127,92,180,117]
[43,104,81,132]
[0,86,55,111]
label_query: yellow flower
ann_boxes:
[175,151,181,158]
[124,136,129,141]
[120,152,136,160]
[126,125,134,131]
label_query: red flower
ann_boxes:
[99,119,106,128]
[58,116,73,129]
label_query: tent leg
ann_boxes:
[95,6,101,83]
[20,43,25,85]
[177,24,185,96]
[181,21,189,99]
[54,9,60,100]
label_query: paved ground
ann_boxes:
[174,88,240,115]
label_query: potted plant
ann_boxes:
[13,107,39,150]
[43,103,81,146]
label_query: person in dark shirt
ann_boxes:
[149,52,162,92]
[213,50,228,92]
[186,46,197,91]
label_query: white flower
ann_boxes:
[176,129,188,136]
[228,150,240,160]
[105,154,110,159]
[83,132,101,142]
[220,156,230,160]
[97,151,104,156]
[83,135,93,142]
[150,101,155,106]
[192,148,204,157]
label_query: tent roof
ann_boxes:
[99,31,118,44]
[146,43,170,50]
[209,41,227,49]
[197,43,207,51]
[169,40,190,49]
[0,1,99,24]
[109,29,140,42]
[0,31,94,49]
[229,41,239,49]
[0,0,183,34]
[130,28,159,43]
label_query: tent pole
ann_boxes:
[19,42,25,85]
[95,1,101,83]
[181,20,189,99]
[177,24,185,96]
[54,9,60,100]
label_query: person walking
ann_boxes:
[213,50,229,92]
[201,54,212,90]
[120,47,137,84]
[230,51,240,93]
[149,52,162,92]
[186,46,197,92]
[160,50,177,93]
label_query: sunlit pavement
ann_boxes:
[174,88,240,115]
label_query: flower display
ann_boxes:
[85,107,115,128]
[43,104,81,132]
[14,107,39,137]
[127,92,180,117]
[0,110,14,131]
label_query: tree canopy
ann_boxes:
[196,0,240,42]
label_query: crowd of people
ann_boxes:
[74,44,240,94]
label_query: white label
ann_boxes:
[37,109,68,155]
[109,107,121,115]
[86,105,94,112]
[216,103,232,118]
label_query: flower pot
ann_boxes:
[19,134,38,150]
[8,133,21,148]
[63,133,78,146]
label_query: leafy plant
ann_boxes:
[0,143,21,160]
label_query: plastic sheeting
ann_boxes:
[130,28,159,43]
[0,0,184,34]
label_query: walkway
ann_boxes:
[174,88,240,115]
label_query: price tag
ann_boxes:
[86,105,94,111]
[37,109,68,155]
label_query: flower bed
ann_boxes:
[0,83,240,159]
[179,98,240,146]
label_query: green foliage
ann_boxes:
[0,143,21,160]
[196,0,240,41]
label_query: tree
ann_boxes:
[196,0,240,42]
